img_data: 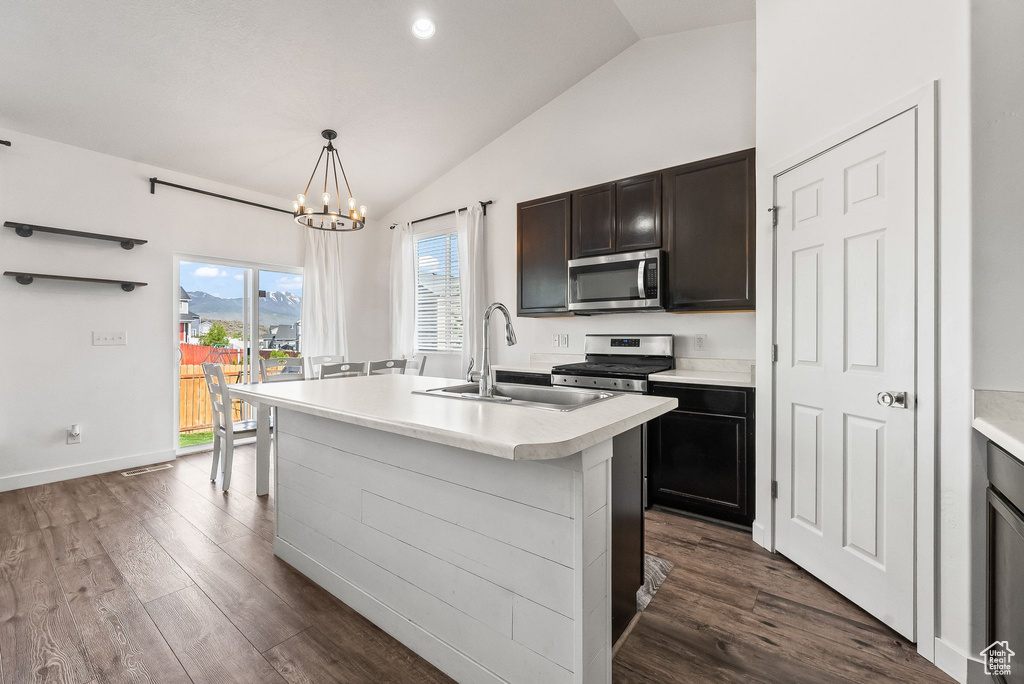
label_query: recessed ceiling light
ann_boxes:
[412,17,436,39]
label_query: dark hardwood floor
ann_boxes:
[0,446,953,683]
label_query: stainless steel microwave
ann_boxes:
[567,249,663,312]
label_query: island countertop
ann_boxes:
[229,374,676,461]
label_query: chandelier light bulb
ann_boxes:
[297,193,305,205]
[322,192,331,206]
[292,200,299,212]
[359,205,367,218]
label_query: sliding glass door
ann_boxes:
[175,256,302,454]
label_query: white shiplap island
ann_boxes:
[229,374,676,684]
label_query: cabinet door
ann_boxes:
[572,182,615,258]
[517,192,571,315]
[988,489,1024,684]
[663,148,755,311]
[648,409,753,525]
[615,172,661,252]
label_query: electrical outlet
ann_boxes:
[552,333,561,348]
[93,331,127,346]
[67,424,81,445]
[559,333,568,348]
[693,334,707,352]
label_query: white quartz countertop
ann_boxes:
[973,390,1024,465]
[229,374,676,461]
[648,369,755,388]
[974,416,1024,465]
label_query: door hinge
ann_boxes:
[771,481,778,499]
[771,344,778,362]
[768,205,778,228]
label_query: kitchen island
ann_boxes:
[229,374,676,684]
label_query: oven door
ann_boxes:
[567,249,663,312]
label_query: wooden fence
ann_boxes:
[179,364,245,433]
[180,344,242,365]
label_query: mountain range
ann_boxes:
[187,290,301,325]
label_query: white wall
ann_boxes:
[754,2,978,680]
[379,22,757,379]
[972,0,1024,391]
[0,129,379,489]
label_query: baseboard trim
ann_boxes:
[934,637,987,684]
[0,450,175,492]
[751,520,769,550]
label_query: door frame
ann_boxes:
[172,253,303,456]
[754,82,937,658]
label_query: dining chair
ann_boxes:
[260,356,305,382]
[368,359,408,375]
[307,354,346,379]
[202,363,258,491]
[405,355,428,376]
[319,361,368,378]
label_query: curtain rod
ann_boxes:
[149,177,293,215]
[389,200,493,230]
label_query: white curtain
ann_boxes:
[390,222,415,358]
[456,205,485,373]
[300,229,348,360]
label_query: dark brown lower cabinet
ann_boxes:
[647,383,754,526]
[987,442,1024,684]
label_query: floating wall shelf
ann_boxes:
[4,221,148,249]
[3,271,148,292]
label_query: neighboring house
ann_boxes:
[261,322,300,351]
[179,286,199,342]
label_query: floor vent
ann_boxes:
[121,463,174,477]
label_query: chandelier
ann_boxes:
[293,129,366,231]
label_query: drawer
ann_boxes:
[495,370,552,387]
[989,442,1024,514]
[650,383,750,416]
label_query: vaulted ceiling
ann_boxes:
[0,0,753,215]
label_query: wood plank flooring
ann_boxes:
[0,446,954,683]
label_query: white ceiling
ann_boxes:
[612,0,755,39]
[0,1,752,216]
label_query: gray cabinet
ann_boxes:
[987,442,1024,684]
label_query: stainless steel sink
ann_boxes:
[414,382,619,412]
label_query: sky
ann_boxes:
[180,261,303,298]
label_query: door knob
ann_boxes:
[877,391,908,409]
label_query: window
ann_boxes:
[415,231,462,352]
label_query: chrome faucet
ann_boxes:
[466,302,517,398]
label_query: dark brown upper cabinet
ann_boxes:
[571,174,661,259]
[663,149,755,311]
[517,192,572,316]
[615,172,661,253]
[571,182,615,258]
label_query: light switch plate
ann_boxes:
[93,331,127,346]
[559,333,568,348]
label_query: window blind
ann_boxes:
[415,232,463,352]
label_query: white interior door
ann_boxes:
[774,110,917,638]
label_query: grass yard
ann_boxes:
[179,431,213,448]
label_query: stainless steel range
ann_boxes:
[551,334,674,393]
